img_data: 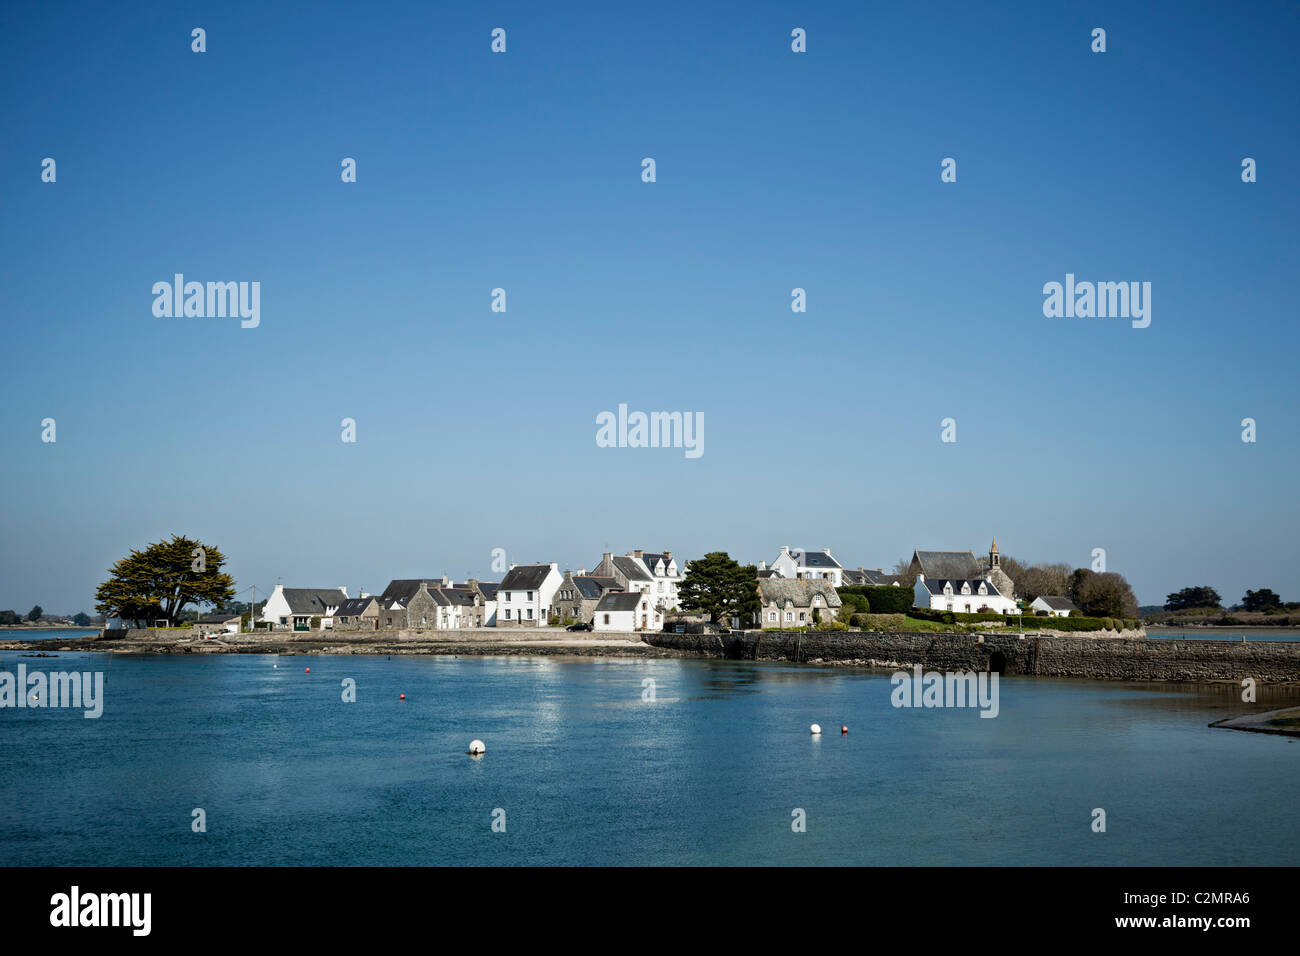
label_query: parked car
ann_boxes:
[566,621,593,632]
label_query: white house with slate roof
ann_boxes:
[590,551,672,629]
[767,546,844,587]
[592,591,643,631]
[259,585,349,630]
[497,563,562,626]
[1030,595,1079,617]
[913,575,1016,615]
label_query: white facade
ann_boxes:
[259,585,348,630]
[638,552,683,612]
[913,575,1017,615]
[767,546,844,587]
[497,564,562,626]
[1030,596,1077,617]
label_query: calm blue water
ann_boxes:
[1,652,1297,866]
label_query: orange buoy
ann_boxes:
[400,693,406,700]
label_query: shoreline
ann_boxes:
[1209,706,1300,738]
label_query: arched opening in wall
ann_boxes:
[988,651,1007,674]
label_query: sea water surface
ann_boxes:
[1,652,1297,866]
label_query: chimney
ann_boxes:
[441,574,450,587]
[467,578,478,591]
[781,546,791,554]
[823,548,832,555]
[633,549,644,559]
[360,590,370,599]
[578,568,586,575]
[509,563,517,570]
[664,551,671,559]
[339,587,349,597]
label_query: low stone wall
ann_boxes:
[101,627,640,644]
[644,630,1300,682]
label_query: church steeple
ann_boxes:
[989,538,1000,568]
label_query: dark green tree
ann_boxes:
[1164,587,1222,611]
[27,605,43,622]
[678,552,761,625]
[72,612,92,626]
[1242,588,1283,612]
[94,535,236,626]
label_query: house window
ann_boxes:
[505,609,512,619]
[785,611,793,621]
[526,609,533,620]
[603,614,610,625]
[799,612,806,622]
[769,611,777,622]
[527,591,533,600]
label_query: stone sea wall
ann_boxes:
[644,630,1300,682]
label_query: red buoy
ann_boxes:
[400,693,406,700]
[841,725,848,734]
[305,667,310,674]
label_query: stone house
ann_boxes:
[553,571,622,624]
[756,578,842,628]
[333,596,381,630]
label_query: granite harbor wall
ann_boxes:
[643,630,1300,682]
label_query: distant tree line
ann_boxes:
[1163,586,1295,613]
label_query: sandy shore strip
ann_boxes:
[1209,706,1300,738]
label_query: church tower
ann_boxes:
[986,538,1015,600]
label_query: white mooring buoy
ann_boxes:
[468,739,486,755]
[810,724,821,735]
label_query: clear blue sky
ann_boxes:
[2,1,1297,613]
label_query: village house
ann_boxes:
[333,595,381,630]
[765,546,844,586]
[757,578,843,628]
[194,612,242,636]
[843,568,903,586]
[591,591,644,631]
[258,585,349,631]
[635,550,683,611]
[589,551,670,629]
[497,563,563,626]
[1030,595,1079,617]
[553,570,622,624]
[913,575,1017,615]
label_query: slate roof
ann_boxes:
[334,597,376,617]
[476,582,499,600]
[756,568,779,579]
[380,579,442,603]
[612,556,651,581]
[757,578,842,608]
[912,550,983,580]
[573,576,618,599]
[640,553,672,574]
[442,588,480,607]
[791,549,841,570]
[1035,595,1078,611]
[863,570,902,586]
[842,569,868,585]
[197,612,241,623]
[921,578,1004,598]
[595,592,644,612]
[499,564,555,591]
[281,588,348,614]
